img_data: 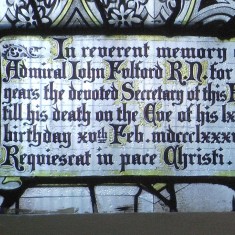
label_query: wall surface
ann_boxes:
[1,213,235,235]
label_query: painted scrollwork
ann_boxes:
[37,0,61,8]
[107,3,143,27]
[190,0,235,25]
[2,44,45,60]
[3,0,61,28]
[100,0,177,27]
[0,0,235,28]
[176,0,235,26]
[4,0,52,28]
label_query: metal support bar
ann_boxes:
[166,184,178,212]
[140,183,171,207]
[134,187,142,213]
[140,183,177,212]
[89,185,98,213]
[0,186,27,214]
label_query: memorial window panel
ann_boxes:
[0,0,235,214]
